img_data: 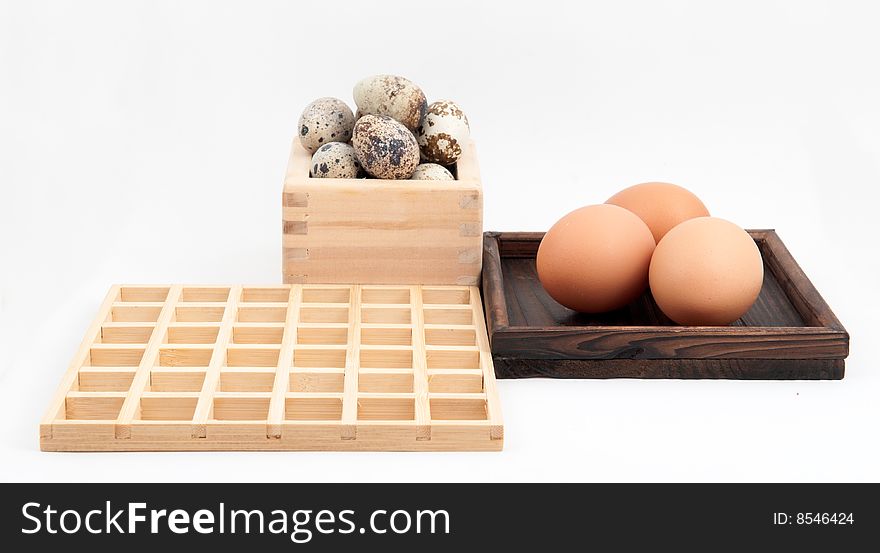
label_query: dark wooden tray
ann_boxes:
[482,231,848,379]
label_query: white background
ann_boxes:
[1,0,878,482]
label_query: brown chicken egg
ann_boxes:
[537,204,656,313]
[649,217,764,325]
[606,182,709,243]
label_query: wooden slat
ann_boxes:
[411,286,431,440]
[490,326,848,360]
[41,285,121,438]
[115,285,182,439]
[267,285,302,438]
[214,391,272,399]
[470,286,504,441]
[341,285,360,439]
[294,343,349,350]
[359,323,412,329]
[286,392,344,400]
[359,344,413,351]
[141,391,200,399]
[297,322,351,328]
[427,392,487,400]
[67,391,128,398]
[191,285,241,438]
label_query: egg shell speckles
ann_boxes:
[417,100,470,165]
[352,114,420,179]
[310,142,360,179]
[298,97,355,153]
[410,163,454,181]
[353,75,427,132]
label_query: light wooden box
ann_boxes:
[282,140,483,285]
[40,284,503,451]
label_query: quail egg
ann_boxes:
[298,97,355,153]
[411,163,454,181]
[310,142,360,179]
[353,75,427,132]
[352,114,420,179]
[417,100,470,165]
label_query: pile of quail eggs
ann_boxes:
[298,75,470,181]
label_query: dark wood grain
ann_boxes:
[759,230,846,330]
[492,357,845,380]
[490,326,847,360]
[482,233,509,335]
[482,231,849,380]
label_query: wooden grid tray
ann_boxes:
[483,231,848,380]
[41,284,502,451]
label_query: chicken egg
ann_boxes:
[537,204,656,313]
[649,217,764,325]
[606,182,709,243]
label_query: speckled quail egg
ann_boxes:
[298,97,355,153]
[310,142,360,179]
[352,114,420,179]
[411,163,454,181]
[353,75,427,132]
[417,100,470,165]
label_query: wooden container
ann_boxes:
[482,231,848,380]
[282,140,483,285]
[41,284,502,451]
